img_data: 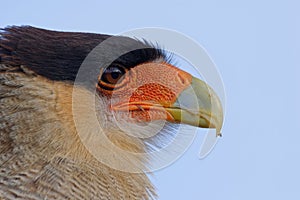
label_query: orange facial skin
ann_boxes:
[97,62,193,123]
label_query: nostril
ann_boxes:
[177,73,187,85]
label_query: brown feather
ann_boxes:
[0,64,157,199]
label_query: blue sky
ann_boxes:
[1,0,300,199]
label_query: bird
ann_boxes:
[0,26,223,199]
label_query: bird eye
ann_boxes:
[101,64,126,85]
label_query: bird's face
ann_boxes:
[97,57,223,136]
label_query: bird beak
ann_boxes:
[165,77,223,136]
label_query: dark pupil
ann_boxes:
[111,71,120,79]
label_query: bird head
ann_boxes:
[86,36,224,138]
[0,26,223,165]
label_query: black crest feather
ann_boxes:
[0,26,166,82]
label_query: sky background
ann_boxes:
[1,0,300,199]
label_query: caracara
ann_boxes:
[0,26,223,199]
